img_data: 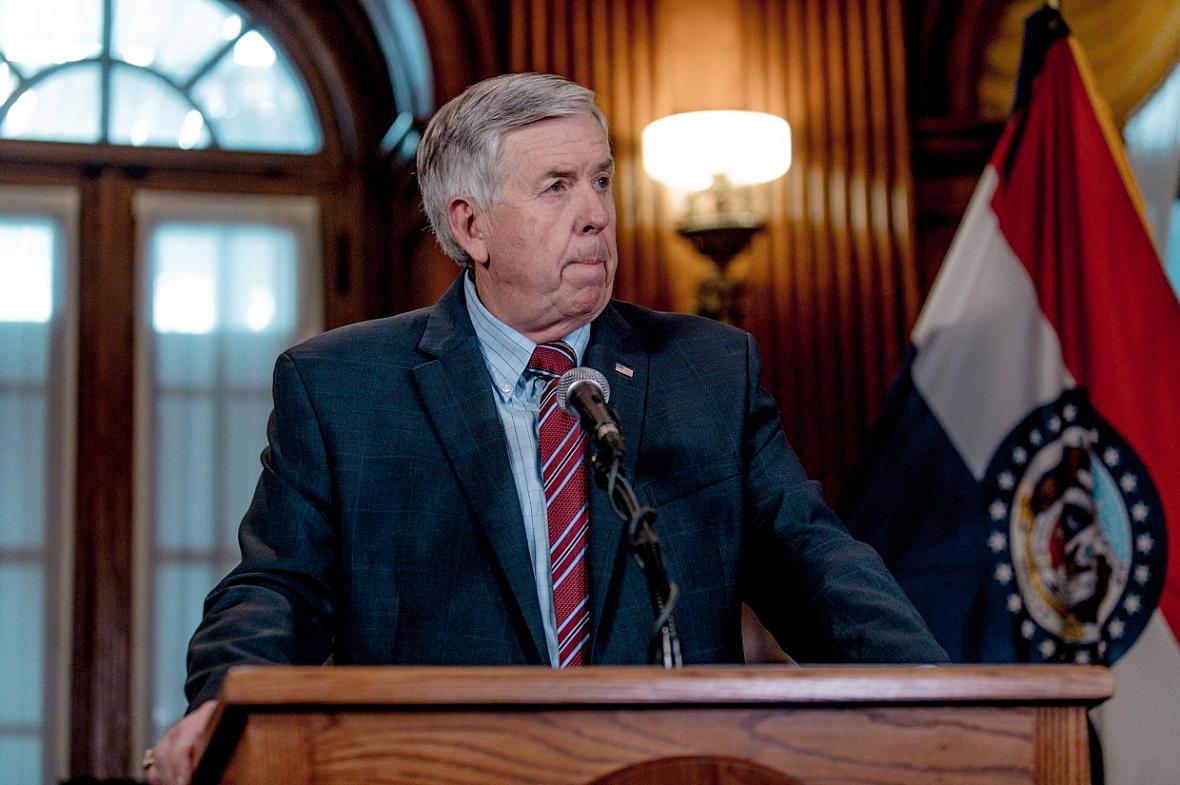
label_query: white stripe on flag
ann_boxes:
[911,166,1076,480]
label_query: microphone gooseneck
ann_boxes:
[554,365,681,669]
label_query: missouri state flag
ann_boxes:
[845,7,1179,784]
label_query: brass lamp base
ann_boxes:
[678,211,763,268]
[678,214,762,325]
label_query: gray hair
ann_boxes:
[416,72,609,266]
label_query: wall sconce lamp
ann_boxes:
[642,110,792,322]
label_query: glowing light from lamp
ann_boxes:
[642,110,792,191]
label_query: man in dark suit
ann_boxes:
[147,72,944,785]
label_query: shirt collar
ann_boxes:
[463,271,590,402]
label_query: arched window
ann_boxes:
[0,0,321,152]
[0,0,435,780]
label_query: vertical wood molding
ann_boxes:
[72,172,136,776]
[1033,706,1091,785]
[508,0,921,503]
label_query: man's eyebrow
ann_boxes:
[541,167,577,181]
[540,159,615,181]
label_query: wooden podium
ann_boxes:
[193,665,1111,785]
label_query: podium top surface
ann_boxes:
[215,664,1112,709]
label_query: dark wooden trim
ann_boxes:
[0,140,340,182]
[903,0,1009,119]
[70,172,137,778]
[412,0,502,105]
[214,664,1114,707]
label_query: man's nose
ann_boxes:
[577,185,610,234]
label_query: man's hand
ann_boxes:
[145,700,217,785]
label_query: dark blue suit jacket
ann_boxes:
[186,276,944,707]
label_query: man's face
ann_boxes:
[460,113,617,342]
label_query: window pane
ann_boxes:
[0,0,102,77]
[151,563,217,739]
[0,565,45,724]
[155,333,218,389]
[151,222,300,337]
[110,64,211,149]
[154,395,216,551]
[0,392,47,548]
[0,737,41,785]
[192,36,321,153]
[221,396,271,544]
[0,323,50,384]
[0,219,54,323]
[112,0,237,84]
[0,60,16,105]
[221,227,298,335]
[152,232,218,334]
[0,64,101,142]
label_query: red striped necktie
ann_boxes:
[528,341,590,667]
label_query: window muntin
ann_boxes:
[0,0,322,152]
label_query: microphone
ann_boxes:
[555,367,625,462]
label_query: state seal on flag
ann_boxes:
[983,390,1166,665]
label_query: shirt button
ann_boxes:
[501,384,511,393]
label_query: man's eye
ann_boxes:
[546,180,567,193]
[595,175,612,189]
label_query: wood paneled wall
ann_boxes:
[508,0,922,504]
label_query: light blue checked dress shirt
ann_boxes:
[463,272,589,666]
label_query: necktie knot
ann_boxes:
[528,341,577,379]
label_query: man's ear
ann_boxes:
[446,196,489,265]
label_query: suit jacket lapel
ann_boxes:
[410,275,548,663]
[583,303,649,659]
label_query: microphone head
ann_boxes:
[555,367,610,413]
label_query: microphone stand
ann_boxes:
[592,451,682,669]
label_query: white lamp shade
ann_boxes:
[642,110,792,191]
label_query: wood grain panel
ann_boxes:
[300,707,1034,785]
[1034,706,1091,785]
[71,172,136,777]
[740,0,923,502]
[195,666,1109,785]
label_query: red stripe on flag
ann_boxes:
[988,37,1180,638]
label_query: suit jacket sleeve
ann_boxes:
[737,334,948,663]
[185,351,337,709]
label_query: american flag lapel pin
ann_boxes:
[614,362,634,378]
